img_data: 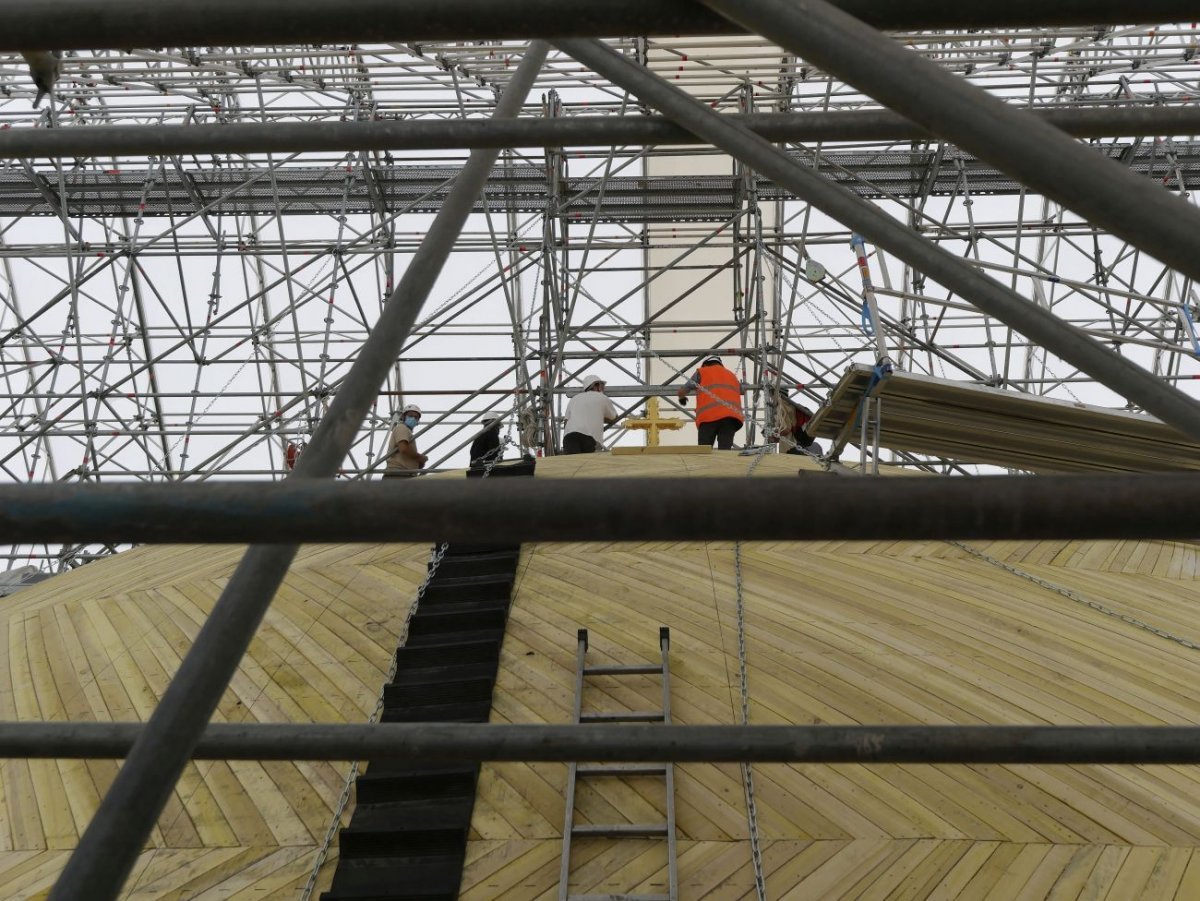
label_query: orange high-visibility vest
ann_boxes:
[694,364,744,425]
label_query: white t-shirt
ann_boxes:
[563,390,617,444]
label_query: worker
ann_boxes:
[677,355,744,449]
[776,388,821,456]
[562,373,617,454]
[469,415,503,468]
[384,403,428,478]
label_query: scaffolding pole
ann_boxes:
[2,721,1200,765]
[6,106,1200,164]
[4,474,1200,544]
[2,0,1193,50]
[703,0,1200,293]
[554,37,1200,444]
[47,42,549,901]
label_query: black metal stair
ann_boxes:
[321,458,534,901]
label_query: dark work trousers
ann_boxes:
[562,432,598,454]
[697,417,743,449]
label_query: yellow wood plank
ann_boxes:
[673,840,756,900]
[855,839,946,900]
[790,839,896,898]
[1101,845,1172,901]
[762,839,842,893]
[611,446,712,455]
[1137,847,1192,898]
[196,846,315,900]
[976,843,1054,901]
[887,841,981,901]
[953,841,1028,899]
[460,838,562,899]
[925,843,1003,901]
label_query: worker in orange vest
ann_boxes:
[676,355,745,449]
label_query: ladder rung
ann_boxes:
[569,895,671,901]
[572,823,669,838]
[580,711,664,723]
[577,764,668,777]
[584,664,663,676]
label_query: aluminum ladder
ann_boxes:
[557,626,678,901]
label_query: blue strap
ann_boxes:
[1182,303,1200,356]
[852,359,893,430]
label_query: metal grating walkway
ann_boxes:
[4,141,1195,221]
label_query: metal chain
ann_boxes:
[734,442,772,901]
[299,538,449,899]
[300,452,510,898]
[952,541,1200,652]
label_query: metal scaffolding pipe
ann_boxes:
[3,721,1200,765]
[704,0,1200,293]
[6,107,1200,159]
[1,0,1192,50]
[5,474,1200,544]
[555,38,1200,445]
[49,42,550,901]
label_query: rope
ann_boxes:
[952,541,1200,652]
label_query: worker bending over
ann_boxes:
[562,373,617,454]
[776,388,821,456]
[678,355,745,449]
[384,403,428,478]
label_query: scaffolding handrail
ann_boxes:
[3,721,1200,765]
[3,473,1200,543]
[3,0,1192,51]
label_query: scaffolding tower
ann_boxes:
[1,13,1199,572]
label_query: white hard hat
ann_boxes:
[703,355,722,366]
[580,373,604,390]
[402,403,421,416]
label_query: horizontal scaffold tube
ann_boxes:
[4,107,1199,159]
[5,473,1200,543]
[1,722,1199,765]
[1,0,1194,50]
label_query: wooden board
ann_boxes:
[463,451,1200,899]
[7,450,1200,898]
[610,446,713,456]
[0,540,433,897]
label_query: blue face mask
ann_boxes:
[403,416,419,430]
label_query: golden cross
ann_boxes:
[623,396,684,447]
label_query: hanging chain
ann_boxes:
[735,442,772,901]
[299,538,449,900]
[300,451,512,898]
[952,541,1200,652]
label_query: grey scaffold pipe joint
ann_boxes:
[4,474,1200,544]
[3,722,1200,765]
[1,0,1194,50]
